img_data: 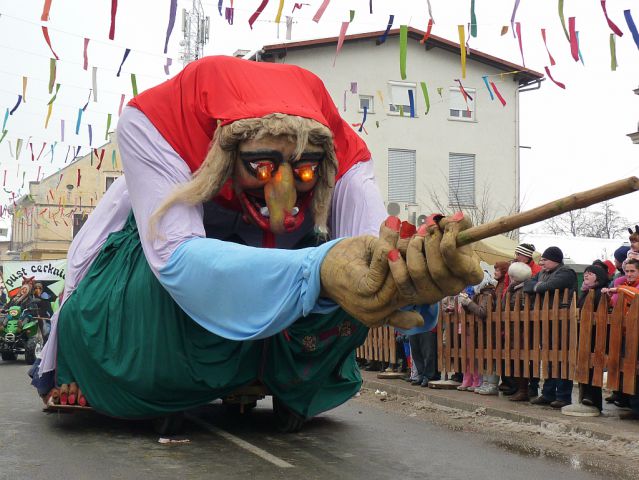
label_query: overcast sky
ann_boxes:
[0,0,638,233]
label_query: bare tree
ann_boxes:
[586,201,628,239]
[542,209,590,237]
[541,201,628,239]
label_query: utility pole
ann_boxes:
[179,0,210,67]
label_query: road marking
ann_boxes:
[186,414,294,469]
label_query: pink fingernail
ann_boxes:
[400,221,416,239]
[388,249,400,261]
[385,216,401,231]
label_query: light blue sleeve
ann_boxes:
[158,237,341,341]
[395,303,440,335]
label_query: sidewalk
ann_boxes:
[361,370,639,443]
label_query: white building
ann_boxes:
[255,27,543,225]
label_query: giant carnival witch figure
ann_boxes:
[32,56,483,426]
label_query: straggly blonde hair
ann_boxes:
[149,114,338,236]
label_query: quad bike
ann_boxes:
[0,306,43,365]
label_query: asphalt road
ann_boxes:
[0,360,607,480]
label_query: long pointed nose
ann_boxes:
[264,163,297,235]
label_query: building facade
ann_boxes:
[7,134,123,260]
[257,28,543,224]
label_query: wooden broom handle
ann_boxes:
[456,176,639,247]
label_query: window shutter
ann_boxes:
[449,153,475,206]
[388,149,416,203]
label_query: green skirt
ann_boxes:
[57,215,368,419]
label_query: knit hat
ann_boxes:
[515,243,535,259]
[614,245,630,263]
[584,265,608,288]
[541,246,563,263]
[603,260,616,277]
[493,261,510,277]
[508,262,532,283]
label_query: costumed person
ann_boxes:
[627,226,639,261]
[31,56,482,422]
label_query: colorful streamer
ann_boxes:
[420,19,434,44]
[510,0,521,37]
[420,82,430,115]
[407,90,415,118]
[576,31,585,65]
[164,0,178,53]
[312,0,331,23]
[399,25,408,80]
[16,139,23,160]
[164,58,173,75]
[369,0,373,14]
[515,22,525,66]
[105,113,112,140]
[624,10,639,50]
[118,94,126,116]
[83,38,90,70]
[610,34,617,71]
[454,79,473,105]
[64,145,71,163]
[544,66,566,89]
[358,106,367,132]
[88,124,93,146]
[82,90,91,111]
[92,67,98,101]
[377,15,394,44]
[292,3,308,14]
[482,76,494,100]
[44,103,53,129]
[218,0,223,15]
[36,142,47,162]
[77,169,81,187]
[427,0,434,23]
[47,83,60,105]
[286,16,293,40]
[558,0,570,42]
[601,1,623,37]
[131,73,138,96]
[0,131,7,145]
[22,77,27,102]
[350,82,358,94]
[49,58,56,94]
[349,10,355,22]
[75,108,83,134]
[29,142,34,161]
[500,26,509,36]
[112,150,117,169]
[61,119,65,142]
[249,0,269,29]
[109,0,118,40]
[275,0,284,23]
[41,0,53,21]
[458,25,467,78]
[569,17,579,61]
[41,26,59,60]
[116,48,131,77]
[333,21,350,66]
[225,7,234,25]
[470,0,477,38]
[489,81,507,105]
[95,148,105,170]
[2,109,8,130]
[541,28,556,66]
[9,95,22,115]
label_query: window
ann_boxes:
[449,87,476,121]
[0,228,7,237]
[449,153,475,207]
[105,176,118,191]
[73,213,88,238]
[388,82,417,116]
[359,95,374,113]
[388,149,416,203]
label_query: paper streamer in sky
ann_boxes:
[36,143,46,162]
[16,139,23,160]
[286,16,293,40]
[513,22,525,66]
[22,77,27,102]
[112,150,117,169]
[427,0,434,23]
[95,148,105,170]
[164,58,173,75]
[275,0,284,23]
[501,26,509,36]
[510,0,521,37]
[77,169,81,187]
[88,124,93,146]
[131,74,138,96]
[601,1,623,37]
[41,0,53,21]
[558,0,570,41]
[292,3,308,13]
[82,38,90,70]
[249,0,269,29]
[369,0,373,14]
[116,48,131,77]
[454,79,473,108]
[358,106,368,132]
[0,131,6,145]
[218,0,223,15]
[407,90,415,118]
[60,119,64,142]
[164,0,177,53]
[470,0,477,37]
[105,114,112,140]
[41,27,59,60]
[225,7,234,25]
[482,76,494,100]
[109,0,118,40]
[541,28,556,65]
[610,34,617,71]
[399,25,408,80]
[9,96,22,115]
[49,58,56,94]
[313,0,330,23]
[333,21,349,66]
[64,145,70,163]
[568,17,579,61]
[29,142,34,161]
[349,10,355,22]
[544,66,566,89]
[92,67,98,101]
[489,81,506,105]
[420,19,434,44]
[82,89,91,111]
[458,25,466,78]
[377,15,394,44]
[624,10,639,49]
[350,82,358,94]
[75,108,83,133]
[47,83,60,105]
[118,94,126,115]
[576,32,585,65]
[2,109,8,130]
[420,82,430,114]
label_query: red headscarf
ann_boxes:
[129,56,370,181]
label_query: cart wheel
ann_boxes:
[1,351,16,361]
[272,397,305,433]
[153,412,184,436]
